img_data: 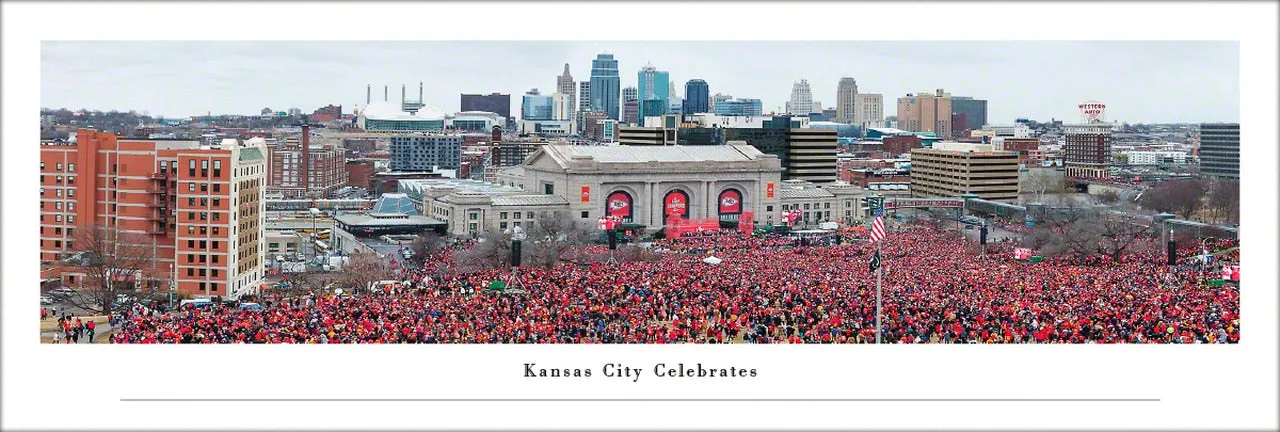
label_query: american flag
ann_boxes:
[869,206,886,243]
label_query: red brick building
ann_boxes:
[40,129,267,299]
[882,134,923,157]
[266,137,349,199]
[344,159,378,189]
[999,137,1041,164]
[842,168,911,187]
[311,104,343,123]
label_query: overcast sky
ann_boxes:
[41,41,1238,124]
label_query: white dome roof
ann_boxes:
[362,101,445,121]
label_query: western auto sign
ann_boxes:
[1078,101,1106,123]
[606,191,632,219]
[883,198,963,209]
[664,190,689,217]
[718,189,742,215]
[580,185,590,203]
[766,182,775,199]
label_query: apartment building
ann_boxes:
[40,129,267,299]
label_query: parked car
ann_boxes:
[40,295,53,305]
[48,288,74,298]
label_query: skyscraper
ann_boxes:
[637,63,670,120]
[552,92,573,121]
[895,89,953,138]
[712,93,732,108]
[578,81,591,113]
[556,63,576,119]
[1197,123,1239,179]
[714,98,763,116]
[460,93,512,123]
[623,99,639,125]
[855,93,884,129]
[836,77,858,124]
[951,96,988,134]
[589,54,621,120]
[622,86,638,105]
[684,79,710,114]
[786,79,814,115]
[521,89,554,121]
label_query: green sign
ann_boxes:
[488,280,506,291]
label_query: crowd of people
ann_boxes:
[656,230,797,253]
[47,314,97,344]
[107,224,1240,344]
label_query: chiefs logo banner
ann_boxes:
[606,191,632,218]
[664,191,688,217]
[766,182,775,199]
[718,189,742,215]
[580,185,590,203]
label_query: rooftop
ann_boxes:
[398,178,526,197]
[490,195,570,206]
[361,101,446,121]
[239,147,265,162]
[548,143,766,163]
[371,193,419,215]
[334,213,446,227]
[778,188,836,199]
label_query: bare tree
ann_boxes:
[273,271,328,299]
[337,250,394,293]
[1024,169,1068,203]
[1093,190,1121,206]
[453,229,516,272]
[407,231,445,264]
[61,226,162,317]
[1092,213,1156,261]
[1207,179,1239,224]
[1024,207,1155,262]
[1139,179,1206,219]
[526,212,590,269]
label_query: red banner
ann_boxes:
[606,191,632,219]
[766,182,774,199]
[718,189,742,215]
[580,185,590,203]
[664,190,688,217]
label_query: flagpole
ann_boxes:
[875,240,882,345]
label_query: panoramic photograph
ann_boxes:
[38,41,1240,344]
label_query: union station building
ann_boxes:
[399,143,870,237]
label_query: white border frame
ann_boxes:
[4,2,1277,430]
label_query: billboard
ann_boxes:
[605,191,632,219]
[718,189,742,215]
[664,190,689,218]
[1078,101,1107,123]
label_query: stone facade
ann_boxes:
[401,144,875,237]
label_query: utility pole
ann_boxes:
[169,263,176,311]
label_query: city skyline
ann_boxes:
[41,41,1239,124]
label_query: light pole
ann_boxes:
[168,263,176,311]
[309,207,321,262]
